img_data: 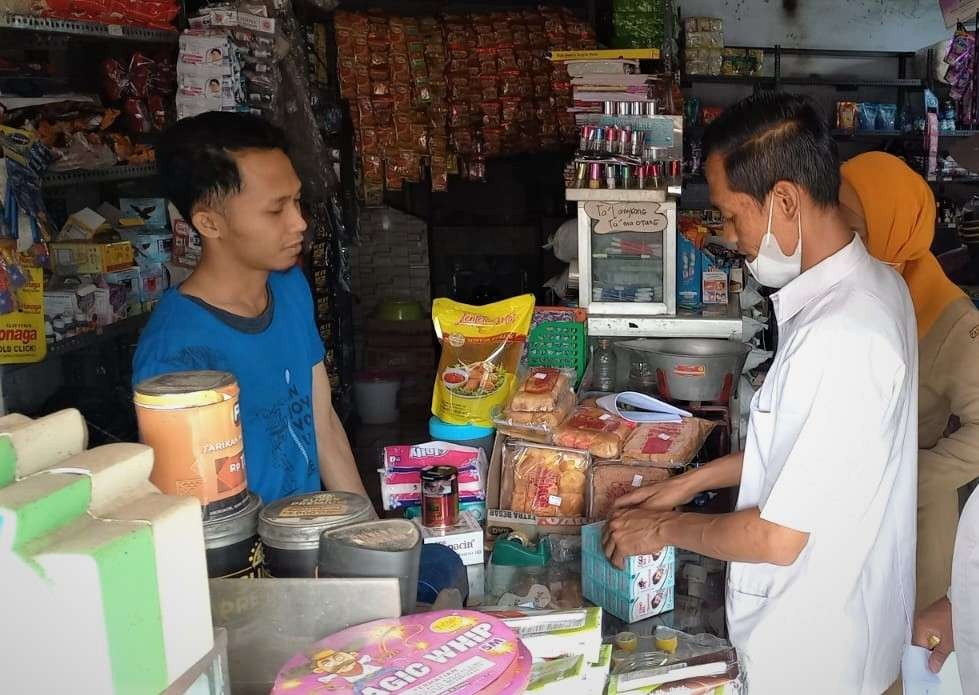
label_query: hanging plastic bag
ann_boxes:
[432,294,534,427]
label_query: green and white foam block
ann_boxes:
[60,443,213,682]
[0,411,214,692]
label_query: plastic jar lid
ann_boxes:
[428,416,494,442]
[258,491,374,549]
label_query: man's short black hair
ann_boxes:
[156,112,289,223]
[702,92,840,207]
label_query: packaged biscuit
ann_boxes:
[588,462,670,519]
[553,407,637,460]
[621,418,716,467]
[432,294,535,428]
[502,441,590,517]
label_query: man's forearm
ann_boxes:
[677,451,744,497]
[317,408,368,497]
[311,363,368,498]
[658,506,805,566]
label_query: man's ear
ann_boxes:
[772,180,801,220]
[192,207,223,240]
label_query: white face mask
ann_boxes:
[745,194,802,288]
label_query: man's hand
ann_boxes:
[602,508,677,569]
[913,596,955,673]
[613,475,696,511]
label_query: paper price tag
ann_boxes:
[548,495,562,506]
[533,372,548,379]
[632,474,643,487]
[600,413,611,421]
[657,433,671,441]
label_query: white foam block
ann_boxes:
[31,514,169,694]
[47,443,158,516]
[5,409,88,477]
[0,543,113,694]
[109,493,214,682]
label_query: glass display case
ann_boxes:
[571,188,677,319]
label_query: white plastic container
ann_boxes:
[354,371,400,424]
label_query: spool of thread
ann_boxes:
[574,161,588,188]
[579,126,591,151]
[604,101,616,115]
[588,162,602,189]
[614,632,638,653]
[617,101,630,116]
[621,165,633,190]
[605,164,617,189]
[644,100,658,116]
[606,127,618,154]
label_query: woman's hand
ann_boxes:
[912,596,955,673]
[613,474,697,512]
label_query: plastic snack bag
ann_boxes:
[432,294,535,427]
[502,441,590,517]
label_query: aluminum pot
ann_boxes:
[619,338,749,402]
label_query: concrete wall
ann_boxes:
[350,206,431,364]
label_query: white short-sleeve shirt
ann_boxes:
[951,488,979,693]
[726,236,918,694]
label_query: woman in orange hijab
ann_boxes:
[840,151,979,614]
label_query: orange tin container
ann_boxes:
[135,370,249,519]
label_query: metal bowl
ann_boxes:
[619,338,750,402]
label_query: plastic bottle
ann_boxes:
[595,339,617,392]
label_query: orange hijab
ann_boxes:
[840,151,966,338]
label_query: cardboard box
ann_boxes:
[44,284,98,321]
[51,241,134,275]
[102,266,141,318]
[412,512,483,566]
[677,232,703,309]
[58,208,110,241]
[490,607,603,663]
[701,270,728,305]
[138,263,170,302]
[122,231,172,267]
[581,521,675,623]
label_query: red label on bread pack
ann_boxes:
[524,368,560,394]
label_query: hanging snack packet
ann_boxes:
[432,294,535,427]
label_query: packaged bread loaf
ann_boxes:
[494,393,574,443]
[622,418,716,467]
[552,407,637,460]
[503,441,590,517]
[588,462,671,519]
[508,367,573,412]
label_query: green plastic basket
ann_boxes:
[528,320,588,385]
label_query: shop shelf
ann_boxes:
[681,74,775,88]
[0,13,178,42]
[778,77,923,89]
[587,297,744,340]
[42,163,158,188]
[46,312,150,358]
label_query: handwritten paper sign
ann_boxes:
[583,201,668,235]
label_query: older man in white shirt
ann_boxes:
[604,92,918,693]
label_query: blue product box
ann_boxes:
[677,232,703,309]
[581,521,675,623]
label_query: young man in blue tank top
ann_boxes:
[133,112,368,505]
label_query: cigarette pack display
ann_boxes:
[581,521,675,622]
